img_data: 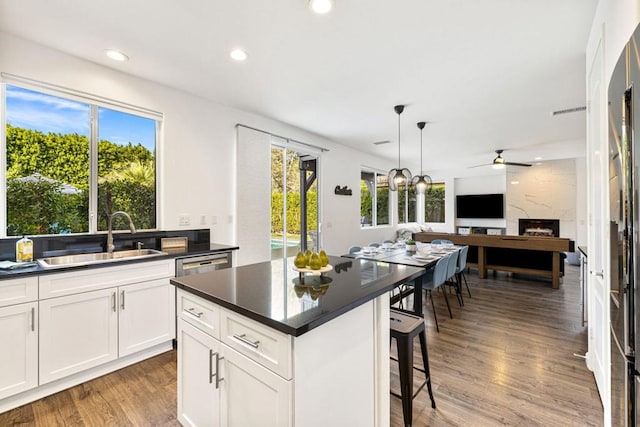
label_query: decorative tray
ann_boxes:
[292,264,333,274]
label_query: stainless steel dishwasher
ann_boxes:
[175,251,232,276]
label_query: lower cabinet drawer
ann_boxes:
[177,289,220,340]
[220,308,292,380]
[0,276,38,307]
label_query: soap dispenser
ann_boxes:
[16,235,33,263]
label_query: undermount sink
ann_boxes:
[37,249,168,268]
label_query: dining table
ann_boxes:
[342,243,462,316]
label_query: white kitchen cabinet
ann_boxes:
[0,259,176,413]
[175,287,388,427]
[177,318,221,427]
[0,302,38,399]
[39,288,118,384]
[178,317,292,427]
[39,260,176,385]
[119,278,175,357]
[221,343,291,427]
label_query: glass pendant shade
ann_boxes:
[387,105,412,191]
[410,121,432,194]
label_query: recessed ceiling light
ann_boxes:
[534,156,543,161]
[511,181,520,185]
[230,48,248,62]
[309,0,334,14]
[536,162,543,166]
[105,49,129,61]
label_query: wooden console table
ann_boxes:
[414,232,574,289]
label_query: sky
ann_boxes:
[5,85,155,150]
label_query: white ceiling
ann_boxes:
[0,0,597,171]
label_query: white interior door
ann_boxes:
[586,30,609,416]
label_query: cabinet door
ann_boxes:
[0,302,38,399]
[177,319,221,427]
[39,288,118,384]
[119,278,175,357]
[220,344,292,427]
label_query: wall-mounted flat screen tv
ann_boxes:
[456,193,504,219]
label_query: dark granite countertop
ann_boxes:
[0,242,238,280]
[170,255,425,337]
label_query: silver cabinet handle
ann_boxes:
[209,350,215,384]
[215,352,224,389]
[121,290,125,310]
[233,333,260,349]
[112,292,117,312]
[590,270,604,277]
[31,307,35,331]
[186,307,203,318]
[209,351,225,389]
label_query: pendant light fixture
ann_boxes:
[387,105,412,191]
[411,121,432,193]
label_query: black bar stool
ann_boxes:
[390,308,436,427]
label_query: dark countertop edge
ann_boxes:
[171,267,425,337]
[578,246,588,257]
[0,243,239,280]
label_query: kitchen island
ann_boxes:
[170,255,424,427]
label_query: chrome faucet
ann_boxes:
[107,211,137,254]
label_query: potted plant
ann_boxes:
[406,239,417,252]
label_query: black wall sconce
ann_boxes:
[334,185,352,196]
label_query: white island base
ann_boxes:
[177,289,390,427]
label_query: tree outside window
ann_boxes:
[360,170,389,227]
[425,182,445,223]
[4,85,158,236]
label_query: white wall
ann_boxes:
[0,31,590,260]
[0,32,401,257]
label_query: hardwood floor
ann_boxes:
[0,265,602,426]
[390,265,603,426]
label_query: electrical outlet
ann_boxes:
[228,215,233,224]
[179,214,190,226]
[200,215,207,225]
[211,215,217,225]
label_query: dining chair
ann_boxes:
[348,245,361,254]
[369,242,381,247]
[456,245,471,298]
[421,255,452,332]
[444,250,463,307]
[383,239,393,244]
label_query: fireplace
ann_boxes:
[518,218,560,237]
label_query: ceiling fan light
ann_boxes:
[492,163,506,170]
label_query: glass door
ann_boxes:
[270,145,318,260]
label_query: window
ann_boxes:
[397,186,416,224]
[360,170,389,227]
[270,144,319,259]
[425,182,445,223]
[3,83,159,236]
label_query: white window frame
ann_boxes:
[360,168,390,228]
[0,74,162,237]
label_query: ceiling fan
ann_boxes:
[471,149,532,169]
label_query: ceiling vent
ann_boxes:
[551,106,586,116]
[373,140,390,145]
